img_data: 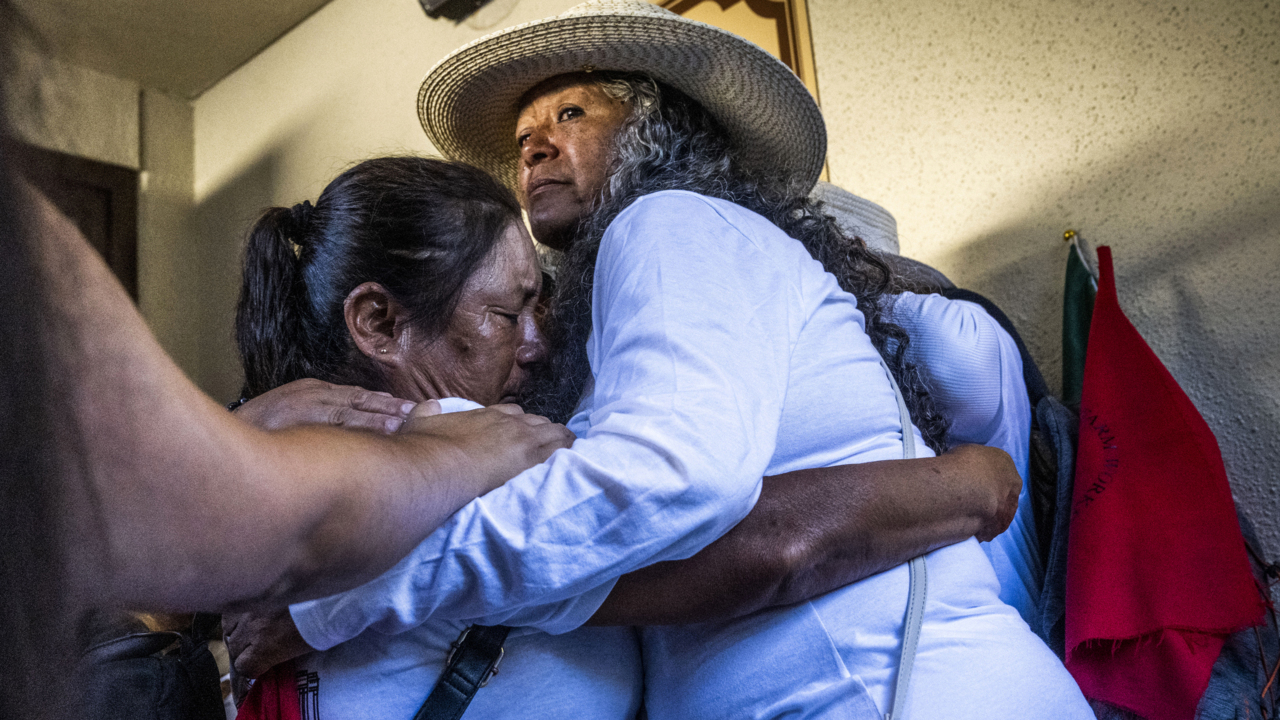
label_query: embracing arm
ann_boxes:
[591,443,1018,624]
[592,291,1030,625]
[229,432,1015,675]
[34,190,571,613]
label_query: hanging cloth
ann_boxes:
[1061,231,1097,406]
[1065,246,1264,720]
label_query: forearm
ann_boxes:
[290,411,760,647]
[121,428,483,613]
[590,445,1016,625]
[35,192,504,613]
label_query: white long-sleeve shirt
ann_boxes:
[286,294,1050,720]
[291,191,1085,719]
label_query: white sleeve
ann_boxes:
[291,192,799,648]
[887,292,1041,620]
[889,292,1027,462]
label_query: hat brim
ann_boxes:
[418,2,827,193]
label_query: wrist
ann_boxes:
[944,444,1019,541]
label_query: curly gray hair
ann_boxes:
[523,72,949,452]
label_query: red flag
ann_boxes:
[234,660,302,720]
[1065,246,1264,719]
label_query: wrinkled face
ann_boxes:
[399,222,547,405]
[515,74,631,250]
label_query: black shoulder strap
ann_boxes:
[414,625,510,720]
[940,288,1051,408]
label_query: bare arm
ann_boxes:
[224,424,1016,675]
[590,443,1018,625]
[34,190,572,613]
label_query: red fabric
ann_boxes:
[234,660,301,720]
[1065,246,1264,719]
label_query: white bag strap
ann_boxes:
[881,359,927,720]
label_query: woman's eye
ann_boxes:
[517,133,530,148]
[496,311,519,324]
[557,107,583,122]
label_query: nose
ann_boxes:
[520,126,558,167]
[516,314,549,368]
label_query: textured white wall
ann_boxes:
[809,0,1280,553]
[138,89,200,375]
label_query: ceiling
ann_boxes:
[14,0,334,98]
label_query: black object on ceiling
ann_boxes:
[419,0,494,22]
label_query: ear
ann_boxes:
[344,282,409,368]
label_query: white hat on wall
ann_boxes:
[809,181,899,255]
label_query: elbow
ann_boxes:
[719,531,817,619]
[761,520,887,610]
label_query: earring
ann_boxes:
[379,348,388,354]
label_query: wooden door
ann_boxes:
[16,143,139,300]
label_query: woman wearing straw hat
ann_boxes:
[276,2,1092,718]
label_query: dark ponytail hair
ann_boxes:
[236,157,521,398]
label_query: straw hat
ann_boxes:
[808,182,956,291]
[418,0,827,193]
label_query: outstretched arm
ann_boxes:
[591,443,1018,625]
[32,189,572,613]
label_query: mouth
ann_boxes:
[526,177,569,198]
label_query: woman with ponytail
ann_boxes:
[225,156,650,720]
[235,157,532,409]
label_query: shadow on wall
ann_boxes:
[939,121,1280,555]
[188,150,282,404]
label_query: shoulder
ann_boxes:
[889,291,1000,339]
[608,191,787,251]
[594,190,812,304]
[888,291,1012,372]
[888,290,1024,393]
[620,190,745,221]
